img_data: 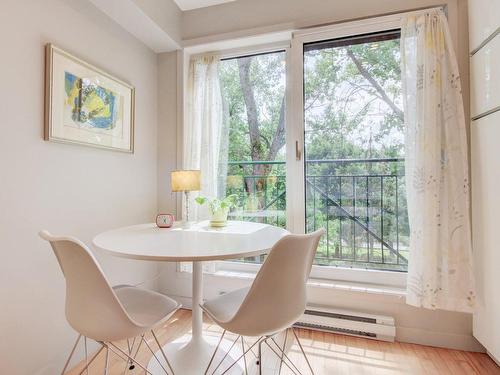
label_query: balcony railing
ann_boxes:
[226,158,408,272]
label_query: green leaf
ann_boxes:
[195,196,207,205]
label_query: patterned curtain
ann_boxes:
[401,9,475,312]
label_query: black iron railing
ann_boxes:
[226,158,408,271]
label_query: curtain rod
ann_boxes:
[302,4,446,30]
[189,4,447,61]
[294,5,446,39]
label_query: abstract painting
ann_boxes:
[45,44,134,152]
[64,72,121,130]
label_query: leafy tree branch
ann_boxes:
[345,47,404,122]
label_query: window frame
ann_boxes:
[185,9,443,288]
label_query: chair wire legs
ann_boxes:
[84,337,89,375]
[258,340,263,374]
[59,334,105,375]
[264,338,301,375]
[103,346,110,375]
[151,329,175,375]
[205,334,266,375]
[61,330,175,375]
[60,334,82,375]
[220,336,265,375]
[278,329,288,374]
[292,327,314,374]
[61,330,310,375]
[141,334,170,374]
[204,330,226,375]
[108,330,176,375]
[265,328,314,375]
[106,342,155,375]
[240,336,248,374]
[77,345,106,375]
[122,337,137,373]
[205,328,314,375]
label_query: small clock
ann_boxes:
[156,213,174,228]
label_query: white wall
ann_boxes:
[156,0,483,352]
[158,51,180,215]
[0,0,160,373]
[88,0,182,52]
[134,0,182,45]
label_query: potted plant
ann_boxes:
[195,194,238,227]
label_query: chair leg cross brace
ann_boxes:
[61,334,82,375]
[151,330,176,375]
[106,342,155,375]
[278,329,288,374]
[265,338,301,375]
[61,331,175,375]
[205,335,266,375]
[205,329,227,375]
[77,345,106,375]
[292,327,314,374]
[141,335,170,374]
[205,328,314,375]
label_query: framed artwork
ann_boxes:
[44,44,135,152]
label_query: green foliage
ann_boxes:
[219,53,286,162]
[218,36,409,270]
[195,194,238,214]
[303,38,404,163]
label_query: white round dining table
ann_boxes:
[92,220,288,375]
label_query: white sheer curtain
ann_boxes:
[401,9,475,312]
[179,55,223,273]
[184,55,224,220]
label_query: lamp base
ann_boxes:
[184,191,192,223]
[180,220,196,229]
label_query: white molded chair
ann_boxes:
[201,229,325,375]
[39,230,181,375]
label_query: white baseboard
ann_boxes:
[164,294,485,353]
[171,295,194,309]
[397,326,484,352]
[487,351,500,366]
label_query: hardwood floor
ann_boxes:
[67,309,500,375]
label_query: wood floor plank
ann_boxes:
[65,309,500,375]
[463,351,500,375]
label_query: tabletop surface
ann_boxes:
[92,220,289,261]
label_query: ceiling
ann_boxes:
[173,0,236,11]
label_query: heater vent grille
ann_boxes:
[295,307,396,342]
[304,309,376,324]
[294,322,377,338]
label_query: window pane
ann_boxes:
[219,51,287,264]
[303,30,409,272]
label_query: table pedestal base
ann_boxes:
[148,262,245,374]
[147,334,245,375]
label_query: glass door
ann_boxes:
[218,50,288,263]
[289,22,409,273]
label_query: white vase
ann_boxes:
[210,207,229,227]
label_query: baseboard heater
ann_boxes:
[294,306,396,342]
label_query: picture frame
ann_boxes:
[44,43,135,153]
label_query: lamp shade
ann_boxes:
[171,170,201,192]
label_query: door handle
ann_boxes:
[295,141,302,161]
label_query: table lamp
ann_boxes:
[171,170,201,223]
